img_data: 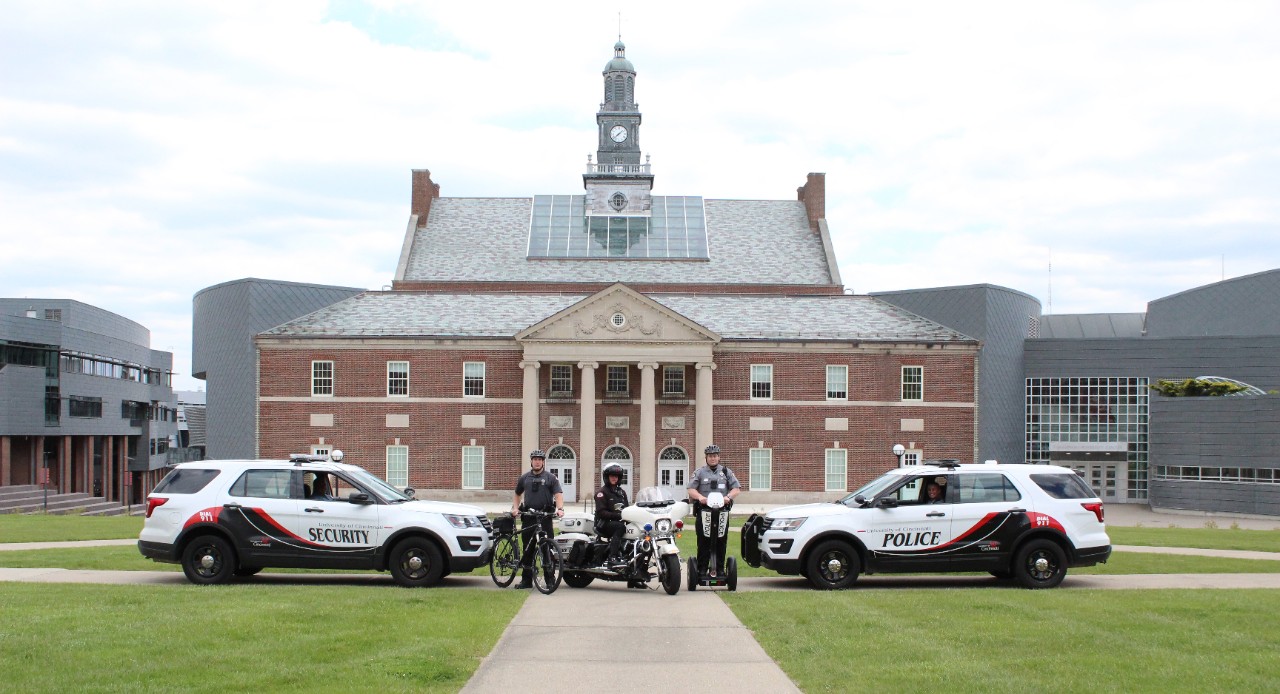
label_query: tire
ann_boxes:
[805,539,860,590]
[532,540,562,595]
[563,571,595,589]
[489,535,520,588]
[389,537,445,588]
[1013,539,1068,589]
[181,535,236,585]
[233,566,262,577]
[661,554,681,595]
[687,557,698,592]
[726,556,738,592]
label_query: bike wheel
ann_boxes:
[489,535,520,588]
[532,539,562,595]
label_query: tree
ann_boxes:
[1149,378,1249,397]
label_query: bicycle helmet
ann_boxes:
[603,464,624,481]
[704,444,721,455]
[529,449,546,460]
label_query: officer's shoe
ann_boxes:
[514,581,532,589]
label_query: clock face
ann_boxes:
[609,125,628,143]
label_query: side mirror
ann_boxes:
[875,496,899,509]
[853,494,868,507]
[348,492,374,505]
[403,487,416,499]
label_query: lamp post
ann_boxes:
[892,444,906,468]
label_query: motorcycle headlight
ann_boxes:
[445,514,482,529]
[770,517,808,531]
[655,518,672,535]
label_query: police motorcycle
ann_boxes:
[556,486,689,595]
[688,491,738,591]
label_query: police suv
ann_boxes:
[138,453,491,587]
[741,461,1111,589]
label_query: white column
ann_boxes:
[696,362,716,464]
[578,361,598,502]
[638,362,658,489]
[519,361,541,459]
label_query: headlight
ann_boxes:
[445,514,482,529]
[770,517,808,531]
[655,518,672,534]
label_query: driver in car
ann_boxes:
[686,444,741,577]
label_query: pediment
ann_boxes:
[517,284,719,345]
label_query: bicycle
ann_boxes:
[489,509,562,594]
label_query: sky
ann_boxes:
[3,1,1278,392]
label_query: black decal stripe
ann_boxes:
[876,514,1012,558]
[237,508,373,554]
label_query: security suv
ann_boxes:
[138,454,491,587]
[741,461,1111,589]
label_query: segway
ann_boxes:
[687,492,737,591]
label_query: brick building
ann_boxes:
[253,41,979,504]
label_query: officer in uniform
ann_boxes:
[686,444,741,577]
[594,464,630,568]
[511,449,564,589]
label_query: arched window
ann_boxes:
[604,76,612,102]
[659,446,687,461]
[547,445,575,460]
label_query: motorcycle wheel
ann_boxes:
[661,554,681,595]
[563,571,594,589]
[726,556,738,592]
[686,557,698,592]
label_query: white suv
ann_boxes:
[741,462,1111,589]
[138,455,491,587]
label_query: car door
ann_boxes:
[945,471,1027,570]
[220,467,305,564]
[863,473,954,572]
[295,470,381,569]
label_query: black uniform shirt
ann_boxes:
[594,484,629,521]
[515,469,562,511]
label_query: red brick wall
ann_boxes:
[257,344,975,495]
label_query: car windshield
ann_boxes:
[344,467,410,503]
[837,472,902,506]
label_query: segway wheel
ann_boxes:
[727,556,738,592]
[687,557,698,592]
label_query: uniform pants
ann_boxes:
[597,519,625,560]
[519,512,554,584]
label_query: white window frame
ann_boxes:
[663,365,685,396]
[901,451,921,467]
[462,445,485,490]
[386,445,409,488]
[749,448,773,491]
[550,364,573,395]
[750,364,773,400]
[463,362,485,397]
[902,366,923,401]
[387,361,409,397]
[606,364,629,395]
[311,361,334,397]
[825,448,848,491]
[826,365,848,401]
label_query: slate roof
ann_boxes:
[398,198,836,286]
[262,291,975,344]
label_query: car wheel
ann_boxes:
[181,535,236,585]
[233,566,262,577]
[805,539,860,590]
[661,554,681,595]
[389,537,445,588]
[1013,539,1067,589]
[563,571,595,588]
[489,536,520,588]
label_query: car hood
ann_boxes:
[401,499,487,516]
[766,502,852,519]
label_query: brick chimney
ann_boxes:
[411,169,440,228]
[797,172,825,232]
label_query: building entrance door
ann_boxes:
[658,446,690,501]
[1083,463,1126,503]
[546,445,577,503]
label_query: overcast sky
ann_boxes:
[3,1,1278,391]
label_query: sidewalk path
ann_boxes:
[460,584,801,694]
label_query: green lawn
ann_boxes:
[0,582,523,693]
[726,589,1280,693]
[1109,526,1280,553]
[0,514,143,542]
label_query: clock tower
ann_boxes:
[584,40,654,215]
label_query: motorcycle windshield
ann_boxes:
[634,487,674,505]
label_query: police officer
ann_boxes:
[511,449,564,589]
[594,464,629,568]
[686,444,741,577]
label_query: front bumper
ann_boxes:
[450,547,492,573]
